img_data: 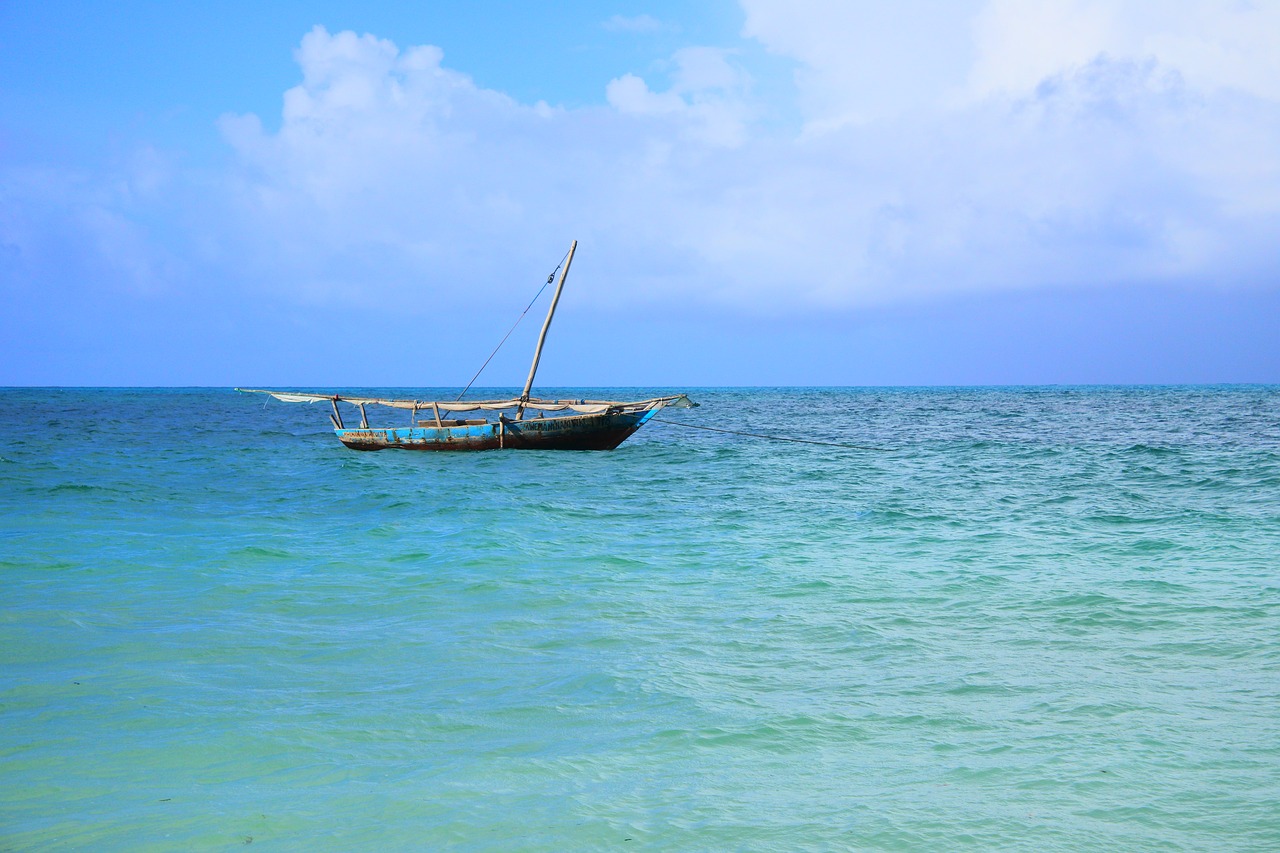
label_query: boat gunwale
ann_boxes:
[334,406,659,451]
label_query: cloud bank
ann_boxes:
[6,1,1280,320]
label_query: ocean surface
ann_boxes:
[2,386,1278,851]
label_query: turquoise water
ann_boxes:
[2,386,1278,851]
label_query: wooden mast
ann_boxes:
[517,239,576,420]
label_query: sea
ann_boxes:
[2,386,1278,851]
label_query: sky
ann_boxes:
[2,0,1278,386]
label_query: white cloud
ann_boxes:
[214,27,572,304]
[968,0,1280,101]
[741,0,984,127]
[202,18,1277,315]
[11,9,1276,321]
[740,0,1280,129]
[605,47,753,145]
[606,73,684,115]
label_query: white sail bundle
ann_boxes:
[237,390,695,415]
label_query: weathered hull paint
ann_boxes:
[335,408,658,452]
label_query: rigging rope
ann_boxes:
[648,417,896,452]
[454,248,572,402]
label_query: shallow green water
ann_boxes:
[2,387,1278,850]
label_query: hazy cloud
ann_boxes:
[203,15,1279,314]
[967,0,1280,101]
[7,5,1278,320]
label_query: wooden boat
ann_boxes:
[238,241,695,452]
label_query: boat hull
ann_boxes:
[335,409,657,452]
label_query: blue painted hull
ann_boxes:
[335,408,658,452]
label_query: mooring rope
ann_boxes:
[455,247,573,402]
[648,417,897,451]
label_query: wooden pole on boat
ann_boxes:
[517,239,577,420]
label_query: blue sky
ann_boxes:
[2,0,1277,386]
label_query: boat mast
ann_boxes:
[517,239,577,420]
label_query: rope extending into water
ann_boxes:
[455,248,573,401]
[648,417,896,451]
